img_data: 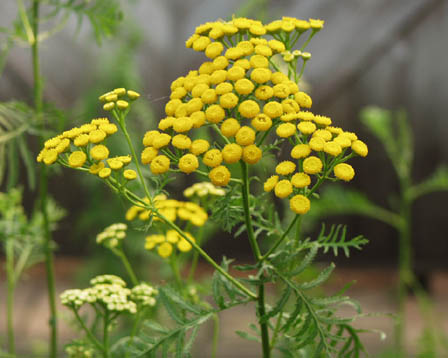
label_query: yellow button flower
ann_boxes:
[143,130,160,146]
[255,85,274,101]
[90,145,109,161]
[271,72,289,85]
[68,151,87,168]
[323,141,342,156]
[227,66,246,81]
[191,111,206,128]
[220,93,239,109]
[141,147,158,164]
[116,100,129,110]
[297,121,317,135]
[99,123,118,135]
[309,137,325,151]
[150,155,170,174]
[201,89,218,104]
[295,92,312,108]
[276,123,296,138]
[291,144,311,159]
[235,126,256,146]
[352,140,368,157]
[236,41,254,56]
[273,84,290,98]
[74,134,89,147]
[274,180,293,198]
[186,98,203,114]
[215,82,233,95]
[263,175,278,192]
[225,47,244,60]
[276,161,296,175]
[205,104,226,124]
[254,44,272,57]
[263,101,284,118]
[192,36,211,51]
[190,139,210,155]
[313,129,332,141]
[178,233,194,252]
[234,58,251,69]
[98,167,112,178]
[153,133,172,148]
[89,129,107,144]
[209,165,231,186]
[242,144,262,164]
[282,99,300,113]
[221,118,241,137]
[268,39,286,53]
[291,173,311,188]
[212,56,229,70]
[290,194,311,214]
[205,42,224,58]
[107,158,124,170]
[334,135,352,148]
[303,156,323,174]
[251,114,272,131]
[249,54,269,68]
[239,100,260,119]
[250,68,272,84]
[172,134,192,150]
[157,242,173,258]
[173,117,193,133]
[89,162,105,175]
[334,163,355,181]
[222,143,243,164]
[123,169,137,180]
[235,78,255,95]
[203,149,223,167]
[179,154,199,174]
[314,115,332,126]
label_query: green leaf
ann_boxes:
[157,288,185,325]
[298,264,335,290]
[260,286,292,323]
[289,243,319,276]
[235,330,261,343]
[410,165,448,200]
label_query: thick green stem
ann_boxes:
[395,181,412,357]
[240,162,261,260]
[5,240,16,356]
[31,1,58,356]
[257,283,271,358]
[240,162,270,357]
[103,310,110,358]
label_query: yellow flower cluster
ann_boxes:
[99,87,140,111]
[145,230,196,258]
[37,91,141,184]
[125,194,208,227]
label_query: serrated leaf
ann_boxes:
[298,264,335,290]
[158,288,185,325]
[235,330,261,343]
[290,243,319,276]
[260,286,292,324]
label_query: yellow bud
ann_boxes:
[127,90,140,100]
[116,100,129,110]
[103,102,115,111]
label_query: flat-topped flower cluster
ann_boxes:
[139,16,368,215]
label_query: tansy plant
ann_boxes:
[41,17,377,357]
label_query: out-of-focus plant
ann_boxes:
[1,1,126,356]
[0,188,65,356]
[307,107,448,357]
[39,17,379,357]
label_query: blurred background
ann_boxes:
[1,0,447,356]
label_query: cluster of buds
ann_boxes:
[99,87,140,112]
[60,275,158,314]
[183,181,226,198]
[96,223,127,248]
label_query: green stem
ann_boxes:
[103,310,110,358]
[300,30,317,51]
[114,111,153,204]
[170,253,182,289]
[269,310,284,353]
[112,247,139,286]
[188,224,205,284]
[73,308,105,353]
[157,212,257,300]
[395,180,412,357]
[31,1,58,356]
[211,313,220,358]
[260,215,299,262]
[240,162,261,260]
[5,240,16,356]
[257,283,271,358]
